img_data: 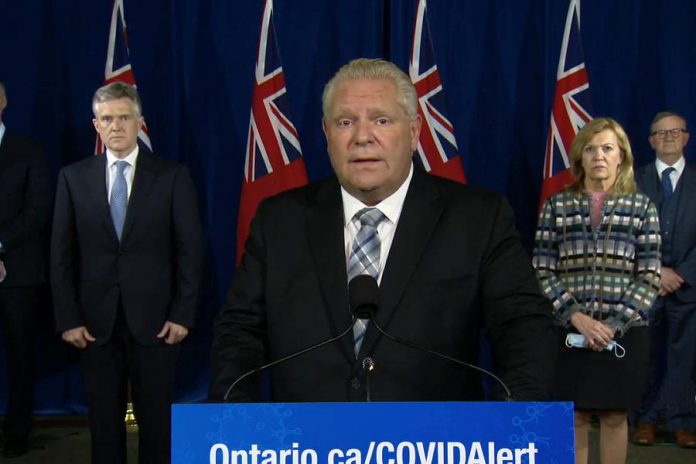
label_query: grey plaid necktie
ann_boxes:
[348,207,386,356]
[110,160,129,240]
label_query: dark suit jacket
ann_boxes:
[0,129,52,287]
[51,151,203,345]
[636,162,696,302]
[210,169,555,402]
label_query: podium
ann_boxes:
[172,402,574,463]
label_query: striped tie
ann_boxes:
[348,208,386,356]
[110,160,129,240]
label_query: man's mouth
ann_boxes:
[352,157,381,165]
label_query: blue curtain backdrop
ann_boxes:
[0,0,695,413]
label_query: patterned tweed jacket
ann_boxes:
[533,190,661,334]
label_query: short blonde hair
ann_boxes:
[568,117,636,194]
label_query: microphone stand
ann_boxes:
[223,317,357,402]
[362,357,375,402]
[368,313,513,401]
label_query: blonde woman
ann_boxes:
[533,118,661,464]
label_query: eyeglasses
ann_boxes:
[650,128,688,139]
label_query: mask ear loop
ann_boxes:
[613,341,626,358]
[565,333,586,348]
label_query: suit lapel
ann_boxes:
[361,169,443,356]
[0,132,11,173]
[86,154,117,239]
[306,179,355,358]
[676,165,696,227]
[120,152,157,242]
[0,131,22,168]
[0,131,9,163]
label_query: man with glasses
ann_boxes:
[633,111,696,448]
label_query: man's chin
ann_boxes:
[356,186,379,194]
[106,142,136,153]
[342,185,382,205]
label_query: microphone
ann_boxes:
[223,283,373,402]
[349,274,514,401]
[349,274,379,401]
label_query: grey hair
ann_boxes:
[322,58,418,119]
[651,111,688,131]
[92,82,142,117]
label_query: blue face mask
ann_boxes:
[565,333,626,358]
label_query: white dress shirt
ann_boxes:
[341,164,414,284]
[105,146,139,202]
[655,155,685,192]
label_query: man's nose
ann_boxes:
[354,120,373,144]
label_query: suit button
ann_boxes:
[351,378,361,389]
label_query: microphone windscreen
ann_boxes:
[349,275,379,318]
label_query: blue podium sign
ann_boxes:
[172,402,574,464]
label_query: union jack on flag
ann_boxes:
[409,0,466,183]
[236,0,308,263]
[95,0,152,155]
[539,0,593,207]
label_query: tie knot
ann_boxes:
[662,167,675,179]
[355,208,385,228]
[114,160,129,175]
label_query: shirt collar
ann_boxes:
[341,163,414,226]
[106,145,139,168]
[655,155,685,177]
[0,123,5,146]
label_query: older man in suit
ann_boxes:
[633,111,696,448]
[0,81,52,459]
[51,82,202,464]
[209,59,555,403]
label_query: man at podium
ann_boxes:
[209,58,555,403]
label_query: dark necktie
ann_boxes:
[347,208,386,356]
[662,167,675,201]
[110,160,129,240]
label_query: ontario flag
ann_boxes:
[236,0,308,264]
[409,0,466,183]
[95,0,152,155]
[539,0,593,207]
